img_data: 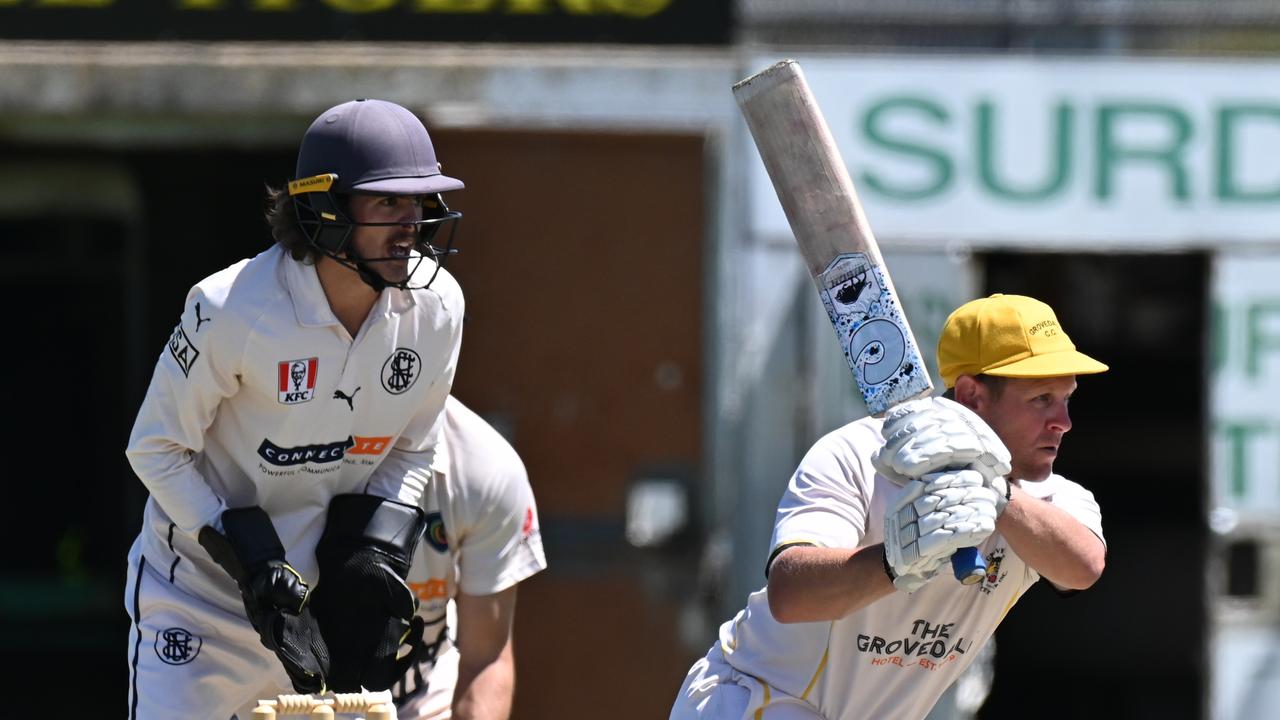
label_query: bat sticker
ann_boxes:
[818,253,929,413]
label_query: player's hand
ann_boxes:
[883,469,999,580]
[199,507,330,693]
[886,553,948,593]
[873,396,1012,487]
[310,494,428,693]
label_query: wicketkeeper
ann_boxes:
[125,99,466,719]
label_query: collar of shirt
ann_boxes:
[282,250,418,328]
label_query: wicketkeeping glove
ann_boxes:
[198,507,329,693]
[883,469,999,581]
[873,396,1012,487]
[310,494,428,693]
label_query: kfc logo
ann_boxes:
[278,358,318,405]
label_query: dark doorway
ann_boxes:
[978,252,1209,719]
[0,212,134,701]
[0,144,297,715]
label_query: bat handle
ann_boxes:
[951,547,986,585]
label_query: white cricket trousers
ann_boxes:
[125,543,297,720]
[670,645,823,720]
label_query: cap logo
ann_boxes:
[1028,320,1058,337]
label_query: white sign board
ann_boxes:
[748,55,1280,249]
[1211,253,1280,517]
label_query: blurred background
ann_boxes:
[1,1,1278,718]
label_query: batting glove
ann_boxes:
[990,475,1012,516]
[873,396,1012,488]
[883,469,999,579]
[882,551,948,593]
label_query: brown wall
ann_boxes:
[439,129,707,717]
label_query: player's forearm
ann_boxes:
[767,545,896,623]
[452,646,515,720]
[998,485,1105,590]
[125,445,225,533]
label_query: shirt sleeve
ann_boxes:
[1042,476,1106,548]
[125,287,240,533]
[1017,475,1106,590]
[770,425,875,558]
[453,436,547,597]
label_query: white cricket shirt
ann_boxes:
[717,416,1105,720]
[126,245,463,612]
[385,396,548,718]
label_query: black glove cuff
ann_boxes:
[882,548,897,581]
[318,494,427,575]
[198,506,287,582]
[221,506,288,571]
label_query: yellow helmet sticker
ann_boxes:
[288,173,338,196]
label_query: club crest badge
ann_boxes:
[381,348,421,395]
[155,626,201,665]
[979,547,1008,595]
[278,358,319,405]
[425,512,448,552]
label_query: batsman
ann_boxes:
[670,293,1109,720]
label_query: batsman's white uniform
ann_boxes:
[388,397,548,719]
[671,416,1104,720]
[125,245,463,720]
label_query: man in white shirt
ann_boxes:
[125,99,466,719]
[671,293,1109,720]
[385,396,548,720]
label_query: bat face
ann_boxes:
[733,60,931,416]
[735,59,984,583]
[818,253,930,415]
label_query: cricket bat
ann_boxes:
[733,60,985,585]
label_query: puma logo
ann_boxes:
[194,302,211,332]
[333,387,360,411]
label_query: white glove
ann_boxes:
[887,553,948,593]
[883,469,999,580]
[990,475,1011,516]
[873,396,1012,486]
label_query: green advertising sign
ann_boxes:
[751,56,1280,248]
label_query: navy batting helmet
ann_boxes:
[287,99,463,290]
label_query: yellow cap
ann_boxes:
[937,294,1108,388]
